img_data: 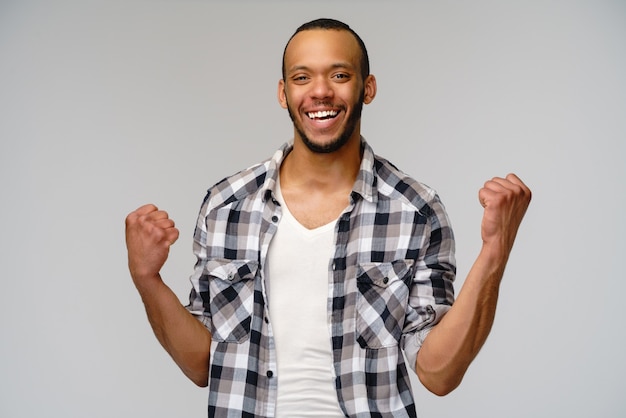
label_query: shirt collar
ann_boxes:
[261,137,378,204]
[353,137,377,203]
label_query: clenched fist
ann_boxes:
[125,204,180,283]
[478,173,532,254]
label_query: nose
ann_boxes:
[310,76,334,100]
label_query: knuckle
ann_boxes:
[125,211,139,227]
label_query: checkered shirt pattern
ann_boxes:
[186,138,456,417]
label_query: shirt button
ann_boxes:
[271,216,279,223]
[266,370,274,378]
[383,277,389,284]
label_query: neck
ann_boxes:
[281,134,362,191]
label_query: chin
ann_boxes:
[299,131,353,154]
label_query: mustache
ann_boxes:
[311,101,345,110]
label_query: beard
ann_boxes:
[286,89,365,154]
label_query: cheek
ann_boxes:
[341,84,364,105]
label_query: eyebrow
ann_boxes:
[287,62,356,74]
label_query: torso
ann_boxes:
[267,182,344,417]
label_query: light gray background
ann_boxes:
[1,1,624,417]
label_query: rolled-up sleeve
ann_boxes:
[402,194,456,372]
[185,196,212,330]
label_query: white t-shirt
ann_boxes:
[266,182,345,417]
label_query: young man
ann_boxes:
[125,18,531,417]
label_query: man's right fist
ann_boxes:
[125,204,180,281]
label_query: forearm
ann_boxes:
[415,173,530,395]
[416,243,508,395]
[134,274,212,387]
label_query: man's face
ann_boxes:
[279,29,375,154]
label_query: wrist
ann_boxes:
[477,242,510,280]
[131,271,165,297]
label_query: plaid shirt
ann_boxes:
[186,139,456,417]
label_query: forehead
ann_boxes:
[284,29,361,73]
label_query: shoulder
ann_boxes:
[373,155,442,217]
[196,142,290,216]
[201,158,272,212]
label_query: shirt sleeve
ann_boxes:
[402,193,456,373]
[185,194,212,330]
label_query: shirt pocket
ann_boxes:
[206,259,259,343]
[355,259,414,349]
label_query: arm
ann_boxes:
[416,174,531,396]
[125,204,212,387]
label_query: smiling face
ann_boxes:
[278,29,376,154]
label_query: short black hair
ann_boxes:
[281,18,370,82]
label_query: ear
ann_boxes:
[277,79,288,109]
[363,74,377,104]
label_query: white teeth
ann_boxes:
[307,110,338,119]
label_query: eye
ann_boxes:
[333,73,350,82]
[291,74,310,84]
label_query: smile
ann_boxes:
[307,110,339,120]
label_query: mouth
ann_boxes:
[306,110,339,121]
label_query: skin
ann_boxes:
[125,27,532,395]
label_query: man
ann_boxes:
[125,18,531,417]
